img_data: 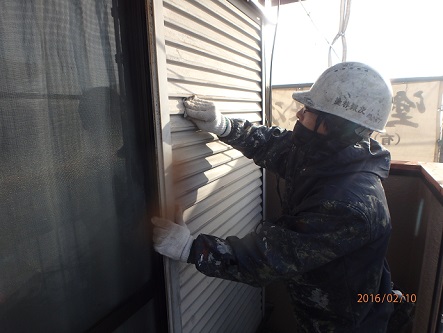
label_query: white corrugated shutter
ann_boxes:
[149,0,265,332]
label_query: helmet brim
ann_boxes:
[292,91,316,110]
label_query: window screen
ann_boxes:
[0,1,161,331]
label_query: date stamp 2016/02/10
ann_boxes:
[357,293,416,303]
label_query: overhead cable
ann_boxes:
[299,1,340,61]
[328,0,352,66]
[266,0,280,127]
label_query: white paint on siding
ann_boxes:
[154,0,265,332]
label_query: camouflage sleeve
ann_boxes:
[188,202,371,287]
[219,118,292,178]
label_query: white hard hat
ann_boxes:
[292,62,393,132]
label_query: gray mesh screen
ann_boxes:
[0,1,154,331]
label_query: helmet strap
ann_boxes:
[314,113,328,133]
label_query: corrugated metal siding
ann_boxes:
[160,0,264,332]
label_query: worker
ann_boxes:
[152,62,410,332]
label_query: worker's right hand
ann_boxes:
[183,95,231,137]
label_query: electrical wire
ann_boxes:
[328,0,352,66]
[266,0,280,127]
[299,0,341,62]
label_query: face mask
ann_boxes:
[292,120,364,161]
[291,121,326,147]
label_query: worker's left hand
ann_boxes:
[152,208,193,262]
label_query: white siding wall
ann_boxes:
[150,0,265,332]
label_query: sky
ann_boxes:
[268,0,443,85]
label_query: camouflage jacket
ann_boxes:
[188,119,394,332]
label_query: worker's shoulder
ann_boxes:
[307,179,386,218]
[318,171,384,200]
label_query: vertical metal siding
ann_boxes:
[156,0,264,331]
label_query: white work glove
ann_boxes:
[183,95,231,137]
[152,209,193,262]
